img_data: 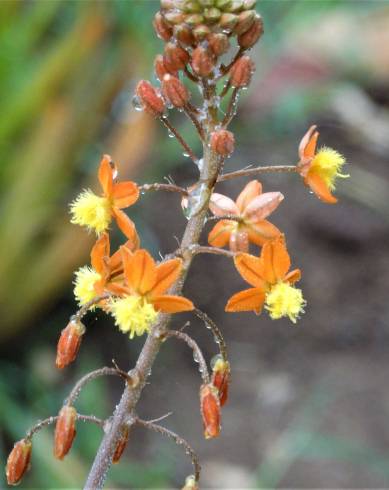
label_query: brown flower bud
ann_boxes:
[219,12,238,30]
[54,406,77,460]
[154,54,177,81]
[225,0,244,12]
[164,10,185,25]
[191,46,215,77]
[193,24,211,42]
[56,319,85,369]
[234,9,256,35]
[238,14,264,48]
[182,475,199,490]
[6,439,32,486]
[164,42,190,71]
[173,24,195,46]
[153,12,172,41]
[229,55,255,87]
[210,129,235,157]
[204,7,221,23]
[112,426,130,464]
[162,75,190,108]
[184,13,204,26]
[208,33,230,56]
[135,80,165,117]
[211,356,231,407]
[200,383,221,439]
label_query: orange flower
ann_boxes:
[226,236,306,323]
[208,180,283,252]
[70,154,139,235]
[297,125,348,204]
[109,249,194,338]
[73,231,139,307]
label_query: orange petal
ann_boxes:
[90,233,110,275]
[261,236,290,283]
[236,180,262,212]
[209,193,239,217]
[229,230,249,252]
[246,220,281,247]
[112,208,139,240]
[243,192,284,222]
[112,181,139,209]
[305,173,337,204]
[106,282,130,296]
[98,154,114,197]
[109,237,138,275]
[122,248,157,295]
[151,295,194,313]
[234,253,266,288]
[285,268,301,284]
[208,220,235,248]
[225,288,264,314]
[298,125,318,160]
[150,258,183,296]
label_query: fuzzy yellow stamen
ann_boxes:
[74,266,101,306]
[265,282,306,323]
[109,296,158,339]
[310,147,348,190]
[70,189,112,234]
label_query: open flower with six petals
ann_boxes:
[70,154,139,235]
[297,125,348,204]
[226,236,305,323]
[109,248,194,338]
[208,180,283,252]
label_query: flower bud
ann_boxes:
[162,75,190,108]
[154,54,176,81]
[112,426,130,464]
[193,24,211,42]
[184,13,204,26]
[54,406,77,460]
[238,14,264,48]
[182,475,199,490]
[210,129,235,157]
[219,12,238,30]
[56,319,85,369]
[153,12,172,41]
[225,0,244,12]
[191,46,215,77]
[208,33,230,56]
[135,80,165,117]
[164,10,185,25]
[229,55,255,87]
[200,383,221,439]
[173,24,195,46]
[6,439,32,486]
[204,7,221,23]
[211,356,231,406]
[164,42,190,71]
[234,9,256,35]
[243,0,256,8]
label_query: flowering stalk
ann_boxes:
[6,0,349,488]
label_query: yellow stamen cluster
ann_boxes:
[265,282,306,323]
[74,266,101,306]
[310,147,348,190]
[109,296,158,339]
[70,189,112,234]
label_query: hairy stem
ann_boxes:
[218,165,297,182]
[84,105,220,489]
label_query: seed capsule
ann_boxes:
[200,383,221,439]
[229,55,255,87]
[112,426,130,464]
[191,46,215,77]
[6,439,32,486]
[56,319,85,369]
[238,14,264,48]
[211,357,231,406]
[162,75,190,108]
[210,129,235,157]
[54,406,77,460]
[153,12,172,41]
[135,80,165,117]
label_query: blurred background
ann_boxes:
[1,0,389,488]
